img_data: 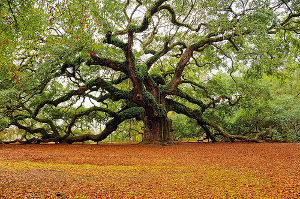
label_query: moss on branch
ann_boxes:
[151,74,165,85]
[165,98,202,119]
[119,107,143,120]
[96,78,132,100]
[103,32,128,52]
[176,89,206,111]
[128,0,168,33]
[86,55,127,73]
[110,73,128,84]
[135,64,148,82]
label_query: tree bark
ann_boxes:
[142,115,172,144]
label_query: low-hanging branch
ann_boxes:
[64,106,119,139]
[165,98,263,143]
[63,107,144,144]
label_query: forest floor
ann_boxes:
[0,142,299,198]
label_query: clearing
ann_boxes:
[0,142,299,198]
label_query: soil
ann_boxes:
[0,142,299,198]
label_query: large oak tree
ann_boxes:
[0,0,299,144]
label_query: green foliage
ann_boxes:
[169,113,202,140]
[203,71,300,142]
[0,0,299,143]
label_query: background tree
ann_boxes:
[0,0,299,144]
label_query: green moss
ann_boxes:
[106,117,122,127]
[200,115,209,124]
[11,115,31,125]
[127,24,137,32]
[126,100,138,108]
[100,78,131,100]
[103,35,127,51]
[151,74,165,85]
[142,87,156,104]
[85,79,97,88]
[177,89,206,111]
[110,73,127,84]
[140,86,167,118]
[160,84,171,94]
[156,104,166,118]
[145,51,162,66]
[119,107,143,119]
[135,64,148,82]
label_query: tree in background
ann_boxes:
[0,0,299,144]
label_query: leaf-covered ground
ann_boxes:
[0,142,299,198]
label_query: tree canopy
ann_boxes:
[0,0,299,144]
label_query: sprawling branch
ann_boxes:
[96,77,132,100]
[179,80,241,108]
[174,89,206,111]
[208,121,264,143]
[206,95,242,108]
[34,117,59,137]
[64,106,118,139]
[157,5,207,31]
[145,41,187,70]
[166,98,264,143]
[165,98,214,141]
[180,80,210,99]
[64,107,143,143]
[165,98,202,120]
[13,122,50,138]
[104,31,128,52]
[169,46,195,90]
[33,75,130,118]
[87,51,127,73]
[33,85,90,117]
[127,0,168,33]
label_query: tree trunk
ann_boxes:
[142,115,172,145]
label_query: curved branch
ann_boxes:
[165,98,202,120]
[206,95,242,108]
[157,5,207,31]
[32,76,131,118]
[110,73,128,84]
[165,98,214,141]
[64,106,118,139]
[13,122,52,139]
[166,98,264,143]
[64,107,143,143]
[104,31,128,52]
[127,0,168,33]
[34,117,59,137]
[129,0,142,23]
[96,77,132,100]
[87,50,127,73]
[174,89,206,111]
[33,85,89,117]
[208,121,264,143]
[145,41,187,69]
[180,80,210,99]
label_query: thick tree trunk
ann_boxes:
[142,116,172,145]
